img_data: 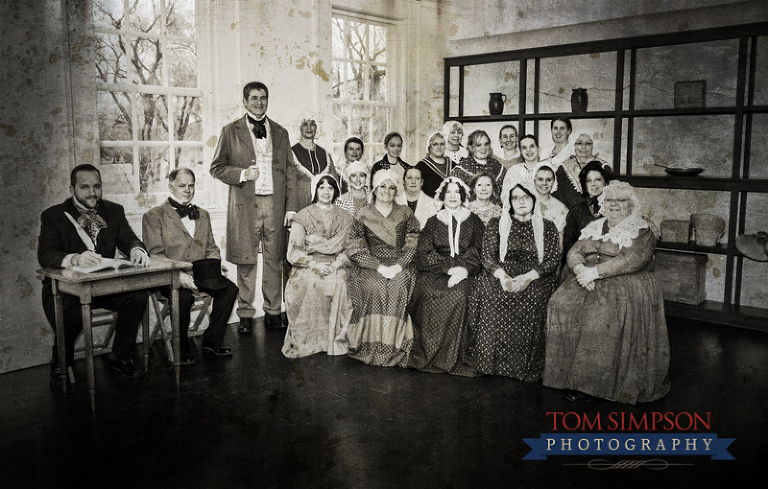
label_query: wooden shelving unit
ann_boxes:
[444,22,768,330]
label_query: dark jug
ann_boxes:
[571,88,588,113]
[489,92,506,115]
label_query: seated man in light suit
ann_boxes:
[38,164,150,387]
[142,168,238,364]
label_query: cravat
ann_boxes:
[76,208,107,245]
[247,115,266,139]
[169,198,200,220]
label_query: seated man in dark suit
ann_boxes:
[38,164,151,388]
[142,168,238,364]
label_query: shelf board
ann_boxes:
[657,242,732,256]
[665,300,768,331]
[621,175,768,192]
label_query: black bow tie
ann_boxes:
[169,198,200,220]
[247,115,266,139]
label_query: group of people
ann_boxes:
[38,82,671,405]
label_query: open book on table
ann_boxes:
[72,257,135,273]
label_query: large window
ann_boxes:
[331,12,394,165]
[93,0,204,196]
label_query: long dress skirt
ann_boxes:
[470,218,560,381]
[543,269,671,404]
[282,266,352,358]
[346,266,415,367]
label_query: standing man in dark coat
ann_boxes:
[142,168,238,364]
[38,164,150,387]
[210,81,298,332]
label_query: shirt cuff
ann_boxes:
[62,253,77,268]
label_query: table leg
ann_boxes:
[81,303,96,412]
[142,300,150,372]
[171,286,180,389]
[53,281,68,393]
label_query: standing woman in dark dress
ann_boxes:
[292,118,338,210]
[451,129,506,187]
[370,132,410,203]
[470,182,560,381]
[416,131,452,197]
[562,161,613,256]
[408,177,485,376]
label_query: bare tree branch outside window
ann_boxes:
[94,0,201,195]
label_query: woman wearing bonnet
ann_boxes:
[470,180,560,381]
[407,177,485,376]
[543,181,671,404]
[291,116,338,210]
[335,160,370,216]
[345,168,420,367]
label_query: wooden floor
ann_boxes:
[1,316,765,488]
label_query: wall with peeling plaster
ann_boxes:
[1,0,765,374]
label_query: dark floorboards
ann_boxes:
[1,317,766,488]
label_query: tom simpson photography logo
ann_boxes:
[523,411,734,468]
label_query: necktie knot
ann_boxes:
[248,115,266,139]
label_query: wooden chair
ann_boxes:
[149,291,213,361]
[73,308,118,359]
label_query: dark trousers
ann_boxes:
[42,281,147,366]
[158,279,238,353]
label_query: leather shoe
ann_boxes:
[279,311,289,328]
[238,317,253,334]
[49,366,71,391]
[202,342,233,357]
[179,352,196,366]
[265,313,283,330]
[108,356,144,379]
[566,390,594,403]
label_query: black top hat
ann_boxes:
[192,258,230,291]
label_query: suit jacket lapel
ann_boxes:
[236,115,257,161]
[163,200,193,237]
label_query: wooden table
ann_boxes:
[38,256,192,411]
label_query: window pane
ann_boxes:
[169,41,198,88]
[174,96,202,141]
[166,0,196,38]
[98,91,132,141]
[370,107,389,147]
[332,17,345,58]
[370,25,386,63]
[370,65,387,102]
[134,37,163,85]
[331,60,343,99]
[347,21,367,61]
[93,0,124,29]
[336,61,365,101]
[333,104,349,143]
[96,33,130,84]
[137,94,168,141]
[129,1,162,34]
[174,146,205,170]
[140,147,170,193]
[351,105,371,143]
[100,147,136,194]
